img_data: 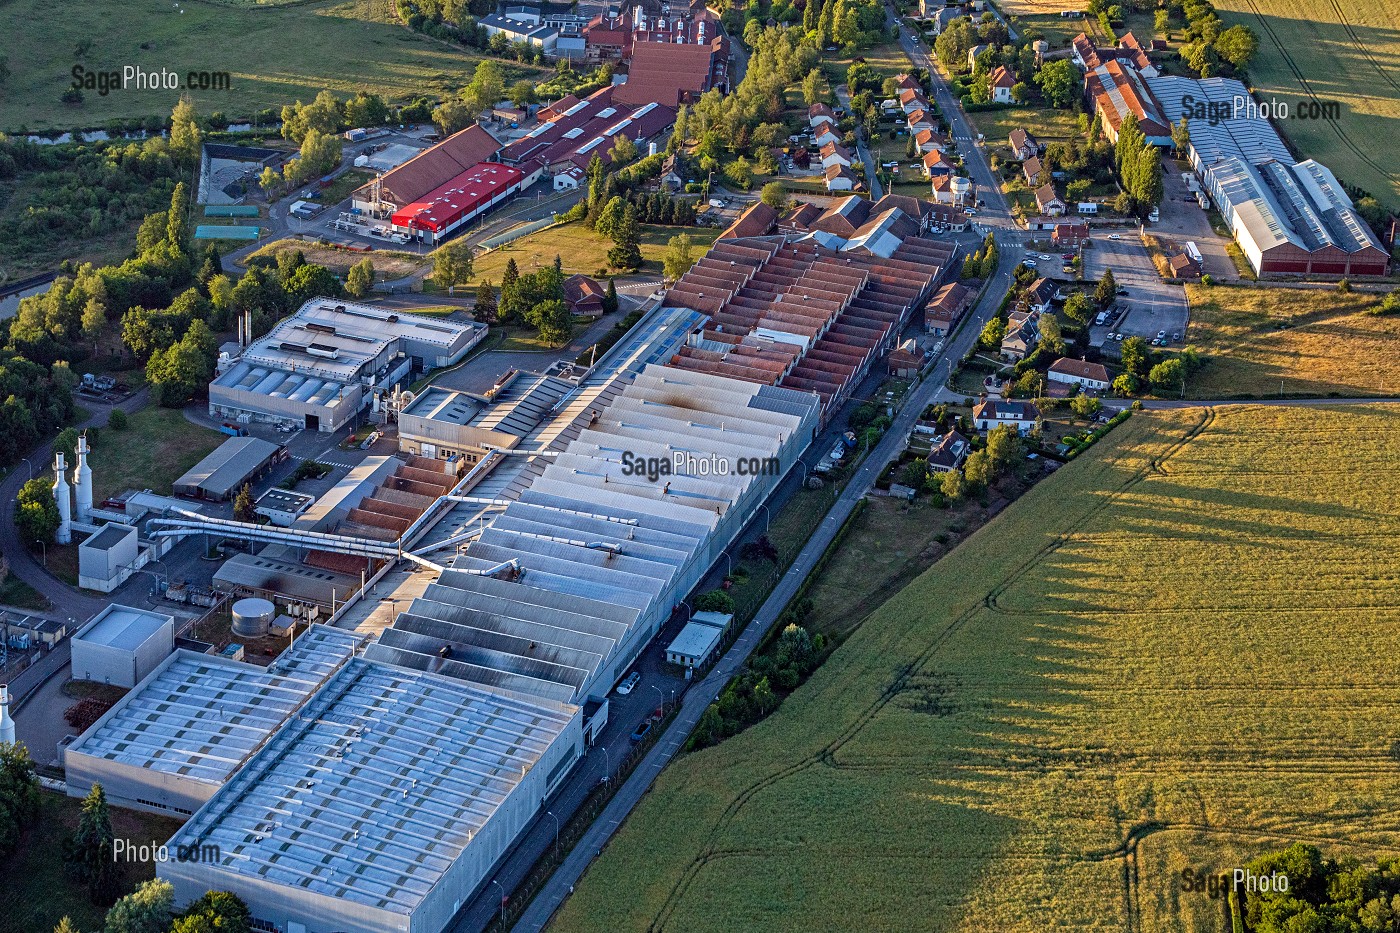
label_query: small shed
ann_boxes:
[666,610,733,670]
[78,523,139,593]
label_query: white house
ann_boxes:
[813,125,840,148]
[1048,358,1111,391]
[989,66,1016,105]
[809,103,837,129]
[973,398,1036,434]
[820,142,854,169]
[825,164,857,191]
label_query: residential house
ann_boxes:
[973,398,1036,434]
[820,142,854,169]
[927,203,970,231]
[809,103,837,129]
[1008,128,1038,161]
[968,44,989,71]
[887,346,923,377]
[825,164,857,192]
[1022,155,1044,186]
[906,108,934,134]
[914,127,942,153]
[1035,184,1066,216]
[1071,32,1102,70]
[1048,357,1111,391]
[892,73,922,92]
[924,281,971,335]
[988,66,1017,104]
[923,148,954,177]
[1000,320,1039,361]
[926,430,970,472]
[1116,32,1158,77]
[813,124,841,148]
[1027,277,1058,313]
[659,153,686,191]
[563,274,607,317]
[1051,223,1091,249]
[930,173,955,203]
[931,6,963,34]
[899,88,929,114]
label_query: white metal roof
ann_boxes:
[76,604,173,650]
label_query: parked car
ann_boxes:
[1109,234,1122,240]
[616,671,641,696]
[1117,288,1129,296]
[1024,259,1037,267]
[1114,333,1125,341]
[1156,330,1167,340]
[1038,254,1052,261]
[630,719,653,743]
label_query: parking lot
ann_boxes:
[1151,167,1237,280]
[1082,234,1190,352]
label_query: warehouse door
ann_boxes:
[305,414,320,431]
[421,443,437,459]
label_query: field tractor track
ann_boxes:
[1238,0,1395,184]
[649,412,1215,931]
[1325,0,1400,94]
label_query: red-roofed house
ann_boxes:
[1048,357,1110,391]
[1051,223,1091,248]
[989,65,1016,104]
[825,164,858,192]
[809,103,837,128]
[820,142,854,169]
[563,274,607,317]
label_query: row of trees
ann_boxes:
[1114,114,1165,216]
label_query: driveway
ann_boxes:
[1150,164,1236,280]
[1082,235,1189,350]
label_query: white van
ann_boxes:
[1094,311,1108,326]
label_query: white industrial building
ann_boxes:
[396,371,575,467]
[209,300,487,432]
[69,299,848,933]
[65,626,363,815]
[77,524,139,593]
[665,610,732,669]
[71,605,175,688]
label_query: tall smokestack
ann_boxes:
[74,433,93,521]
[53,451,72,545]
[237,314,244,349]
[0,686,14,746]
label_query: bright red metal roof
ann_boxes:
[390,162,523,233]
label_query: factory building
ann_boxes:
[172,436,285,501]
[77,523,139,593]
[209,300,487,432]
[1150,75,1389,277]
[396,370,575,466]
[387,162,525,246]
[65,626,363,815]
[71,605,175,688]
[351,125,502,218]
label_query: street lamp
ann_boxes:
[600,744,611,783]
[18,458,35,480]
[545,810,560,852]
[34,539,46,566]
[652,684,665,715]
[756,502,771,533]
[490,879,505,925]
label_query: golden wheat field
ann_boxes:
[551,404,1400,933]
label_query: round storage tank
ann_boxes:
[231,597,275,637]
[950,176,972,201]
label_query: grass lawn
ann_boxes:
[1212,0,1400,209]
[316,169,374,206]
[1182,283,1400,397]
[1,0,544,131]
[0,575,50,611]
[0,790,183,933]
[244,238,427,279]
[819,37,914,89]
[91,406,223,501]
[553,404,1400,932]
[461,223,720,284]
[966,103,1084,146]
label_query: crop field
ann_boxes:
[552,403,1400,932]
[1212,0,1400,208]
[0,0,538,131]
[1183,283,1400,398]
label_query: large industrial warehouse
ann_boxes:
[1149,75,1389,277]
[209,299,486,432]
[70,216,933,929]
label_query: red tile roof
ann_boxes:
[614,39,725,107]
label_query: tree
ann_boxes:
[1035,59,1079,108]
[15,478,61,546]
[1171,116,1191,156]
[1215,24,1259,69]
[170,892,251,933]
[0,741,39,863]
[296,129,342,180]
[939,466,966,501]
[432,97,474,136]
[607,204,644,270]
[594,196,627,240]
[964,449,992,488]
[233,484,256,523]
[694,589,736,614]
[1070,393,1102,419]
[899,458,929,490]
[527,298,573,346]
[108,408,128,430]
[979,316,1006,349]
[985,424,1022,469]
[608,133,637,167]
[1112,372,1141,395]
[433,241,474,295]
[345,258,375,298]
[54,919,81,933]
[760,181,789,211]
[1149,358,1184,393]
[1094,268,1118,308]
[284,263,341,305]
[602,278,619,315]
[663,233,696,281]
[1154,8,1170,34]
[1121,335,1151,378]
[168,97,203,167]
[801,68,823,106]
[65,783,118,905]
[509,79,536,109]
[102,879,173,933]
[473,279,497,323]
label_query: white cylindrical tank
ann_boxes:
[0,686,14,746]
[951,176,972,203]
[53,451,72,545]
[74,434,93,521]
[231,597,276,637]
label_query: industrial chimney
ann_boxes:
[74,433,93,521]
[0,686,14,746]
[53,451,72,545]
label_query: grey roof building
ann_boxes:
[173,436,284,501]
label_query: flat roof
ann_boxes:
[165,658,576,915]
[255,488,315,511]
[66,626,364,785]
[83,523,135,551]
[667,617,725,660]
[76,604,173,651]
[402,372,574,437]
